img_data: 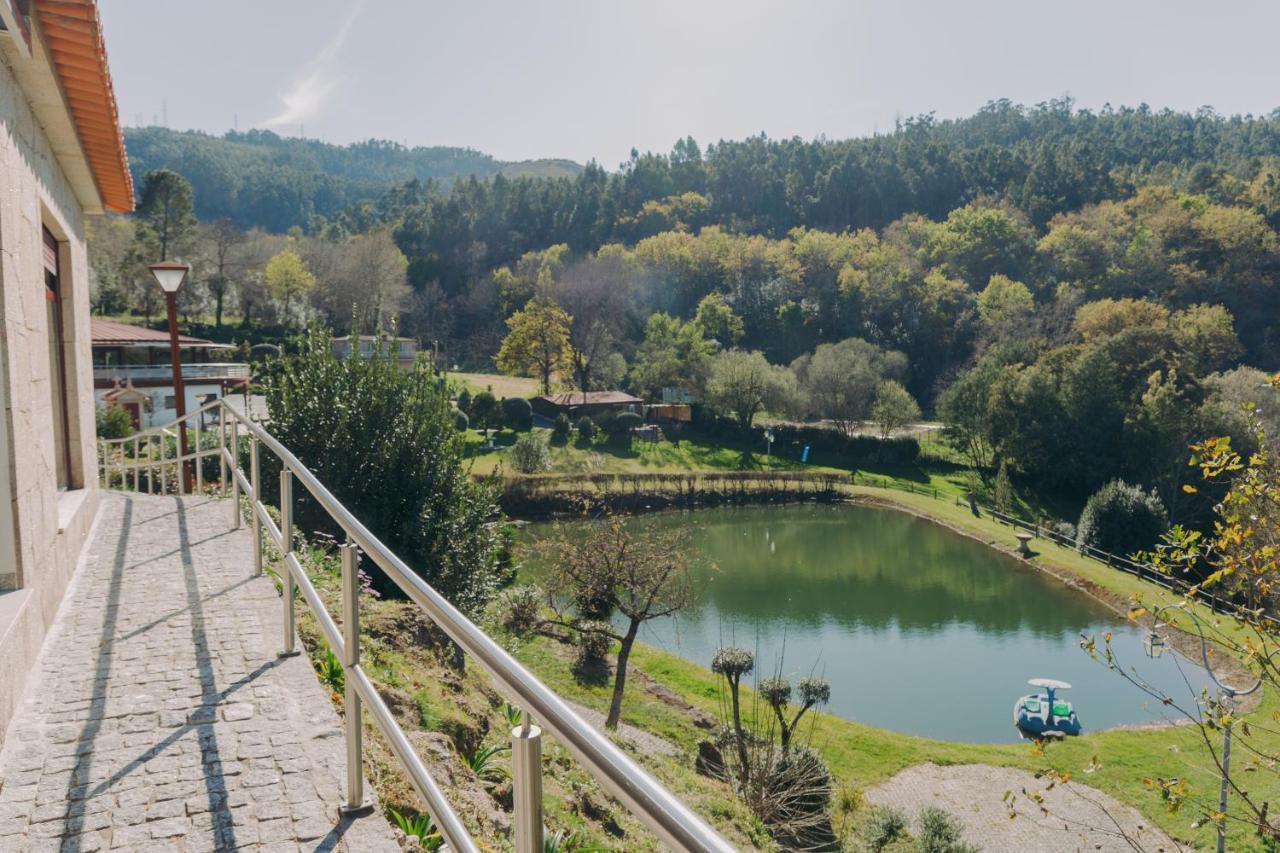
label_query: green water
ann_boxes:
[524,503,1212,743]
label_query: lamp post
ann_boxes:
[149,260,192,493]
[1145,604,1265,853]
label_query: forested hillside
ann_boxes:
[96,99,1280,512]
[122,127,582,231]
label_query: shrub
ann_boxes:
[611,410,643,433]
[551,413,571,445]
[95,404,134,440]
[574,620,613,668]
[501,396,533,431]
[861,807,908,852]
[993,460,1015,512]
[498,585,542,635]
[606,411,643,447]
[1052,521,1077,541]
[470,391,498,435]
[918,806,977,853]
[456,387,472,413]
[262,329,505,613]
[509,434,551,474]
[575,416,597,442]
[1076,479,1169,556]
[453,410,469,432]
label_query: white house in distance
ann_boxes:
[0,0,134,731]
[91,318,249,428]
[332,333,419,369]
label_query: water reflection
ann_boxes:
[525,504,1214,742]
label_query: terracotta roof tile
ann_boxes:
[33,0,133,212]
[90,318,216,347]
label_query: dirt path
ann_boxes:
[865,763,1183,852]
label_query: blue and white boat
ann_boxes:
[1013,678,1082,738]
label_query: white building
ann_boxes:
[91,318,249,428]
[332,334,419,369]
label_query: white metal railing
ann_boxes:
[97,399,734,853]
[94,362,251,382]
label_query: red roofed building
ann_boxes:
[90,319,248,428]
[532,390,644,420]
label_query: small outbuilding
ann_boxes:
[532,391,644,420]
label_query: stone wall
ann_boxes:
[0,48,102,743]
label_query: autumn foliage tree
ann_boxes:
[495,297,572,394]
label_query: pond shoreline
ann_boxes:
[519,484,1262,722]
[849,491,1263,717]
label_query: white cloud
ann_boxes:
[262,7,360,131]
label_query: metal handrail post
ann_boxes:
[512,718,544,853]
[195,416,204,494]
[340,541,368,813]
[280,469,297,657]
[218,405,227,496]
[230,418,241,528]
[250,435,262,576]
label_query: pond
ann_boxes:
[524,503,1214,743]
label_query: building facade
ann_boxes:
[92,319,248,428]
[0,0,132,734]
[332,334,419,369]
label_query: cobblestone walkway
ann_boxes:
[0,493,399,853]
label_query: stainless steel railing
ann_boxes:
[98,399,736,853]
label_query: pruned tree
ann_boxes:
[541,512,698,729]
[711,646,754,779]
[759,675,831,752]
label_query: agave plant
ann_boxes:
[502,701,523,728]
[316,647,344,696]
[463,742,510,783]
[388,807,442,851]
[543,829,609,853]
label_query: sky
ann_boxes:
[98,0,1280,168]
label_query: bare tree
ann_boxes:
[196,219,245,329]
[553,256,636,390]
[541,512,699,729]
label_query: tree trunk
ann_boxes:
[605,620,640,730]
[215,290,224,330]
[730,678,750,782]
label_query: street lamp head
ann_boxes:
[148,260,190,294]
[1144,630,1167,659]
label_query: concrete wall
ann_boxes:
[0,48,101,741]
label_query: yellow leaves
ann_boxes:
[1182,484,1198,494]
[1127,607,1147,620]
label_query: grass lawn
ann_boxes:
[452,371,540,400]
[510,484,1280,851]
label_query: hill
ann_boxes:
[122,126,582,231]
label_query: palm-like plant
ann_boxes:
[388,807,442,850]
[316,647,344,696]
[463,743,510,782]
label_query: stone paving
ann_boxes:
[0,492,399,852]
[866,762,1182,852]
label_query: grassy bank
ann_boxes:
[510,488,1280,851]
